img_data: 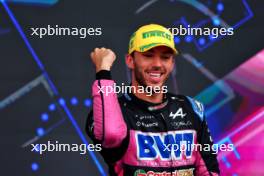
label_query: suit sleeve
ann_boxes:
[196,119,220,176]
[85,70,127,148]
[187,97,220,176]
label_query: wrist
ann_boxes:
[96,65,111,73]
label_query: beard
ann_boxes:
[134,64,148,88]
[133,60,170,89]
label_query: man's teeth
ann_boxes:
[149,73,161,77]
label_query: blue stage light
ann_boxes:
[41,113,49,122]
[84,99,92,107]
[59,98,65,106]
[71,97,78,106]
[213,17,220,26]
[31,163,39,171]
[198,37,206,45]
[217,3,224,11]
[49,103,56,111]
[36,127,45,136]
[185,35,193,43]
[174,36,180,44]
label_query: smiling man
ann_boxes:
[86,24,220,176]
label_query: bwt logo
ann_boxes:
[136,131,195,160]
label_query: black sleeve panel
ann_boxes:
[96,70,112,80]
[198,116,220,174]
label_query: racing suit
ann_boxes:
[86,70,220,176]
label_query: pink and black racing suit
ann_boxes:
[86,70,220,176]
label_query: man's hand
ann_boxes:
[90,48,116,72]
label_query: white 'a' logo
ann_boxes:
[169,108,186,119]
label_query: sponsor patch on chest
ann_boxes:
[135,130,195,160]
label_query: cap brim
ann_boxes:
[136,43,178,55]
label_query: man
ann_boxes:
[86,24,220,176]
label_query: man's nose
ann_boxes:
[152,56,162,67]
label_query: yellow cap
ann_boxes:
[128,24,178,55]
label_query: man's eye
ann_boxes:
[161,55,171,60]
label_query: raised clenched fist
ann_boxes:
[90,48,116,72]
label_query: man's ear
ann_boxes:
[125,54,134,69]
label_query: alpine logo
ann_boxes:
[169,108,186,119]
